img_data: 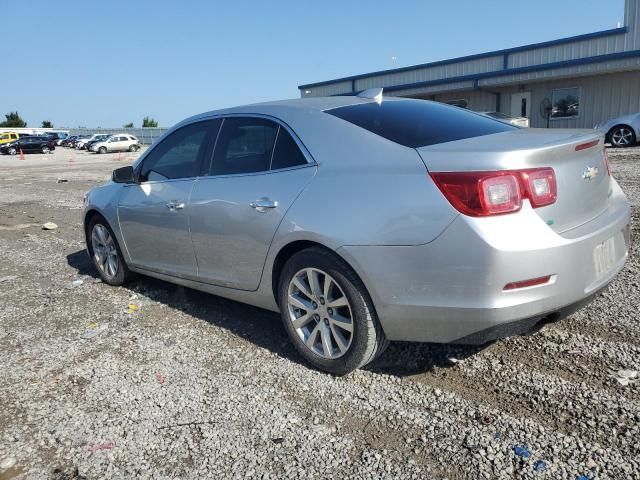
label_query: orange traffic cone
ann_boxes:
[19,149,25,161]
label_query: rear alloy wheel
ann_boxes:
[279,247,388,375]
[7,147,17,155]
[98,146,107,154]
[41,146,50,154]
[128,144,138,152]
[88,217,130,285]
[609,125,636,148]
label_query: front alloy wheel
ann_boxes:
[287,268,354,359]
[8,147,17,155]
[610,126,635,147]
[91,224,119,280]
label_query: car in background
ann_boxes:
[595,112,640,148]
[82,93,630,374]
[0,136,55,155]
[77,134,109,150]
[0,132,20,146]
[480,111,529,128]
[90,134,140,153]
[69,135,92,149]
[61,135,80,147]
[84,134,112,151]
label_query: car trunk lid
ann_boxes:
[416,129,611,234]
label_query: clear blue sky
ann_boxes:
[1,0,624,128]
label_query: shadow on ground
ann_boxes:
[66,249,489,376]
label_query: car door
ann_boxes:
[117,119,220,277]
[190,116,316,290]
[21,138,35,152]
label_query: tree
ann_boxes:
[142,116,158,128]
[123,122,134,128]
[0,111,27,128]
[41,120,53,128]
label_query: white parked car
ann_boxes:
[595,112,640,148]
[91,134,140,154]
[77,134,110,150]
[480,111,529,128]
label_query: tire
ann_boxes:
[278,247,388,375]
[87,215,131,286]
[609,125,636,148]
[98,146,107,154]
[8,147,17,155]
[41,146,50,154]
[128,144,138,152]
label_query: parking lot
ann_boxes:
[0,146,638,479]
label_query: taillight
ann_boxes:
[430,168,557,217]
[603,149,611,176]
[520,168,557,208]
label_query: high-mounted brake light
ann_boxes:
[430,168,557,217]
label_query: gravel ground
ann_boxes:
[0,145,638,479]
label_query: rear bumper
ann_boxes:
[338,181,631,344]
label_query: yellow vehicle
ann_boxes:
[0,132,20,146]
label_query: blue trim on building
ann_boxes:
[331,50,640,96]
[383,49,640,93]
[299,26,628,90]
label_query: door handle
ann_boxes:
[166,201,185,211]
[250,198,278,212]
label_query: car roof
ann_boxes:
[184,96,391,122]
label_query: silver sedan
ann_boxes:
[83,92,631,375]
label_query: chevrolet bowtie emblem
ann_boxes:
[582,166,599,181]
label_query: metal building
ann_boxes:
[299,0,640,129]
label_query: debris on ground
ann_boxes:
[87,443,114,453]
[156,372,166,384]
[65,279,84,289]
[533,459,548,472]
[80,324,107,340]
[513,445,531,458]
[0,457,16,469]
[0,275,18,283]
[611,369,638,386]
[56,179,68,183]
[563,349,584,356]
[126,303,140,314]
[42,222,58,230]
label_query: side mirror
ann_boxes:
[112,166,135,184]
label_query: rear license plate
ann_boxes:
[593,236,616,279]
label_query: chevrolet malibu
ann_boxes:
[83,91,631,375]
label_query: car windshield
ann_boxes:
[326,99,515,148]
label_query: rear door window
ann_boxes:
[270,127,308,170]
[326,99,515,148]
[210,117,278,175]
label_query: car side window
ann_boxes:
[139,121,213,182]
[270,127,308,170]
[210,117,278,176]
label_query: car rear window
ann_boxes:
[326,99,516,148]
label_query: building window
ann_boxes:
[444,99,468,109]
[551,87,580,119]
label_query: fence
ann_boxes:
[67,127,168,145]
